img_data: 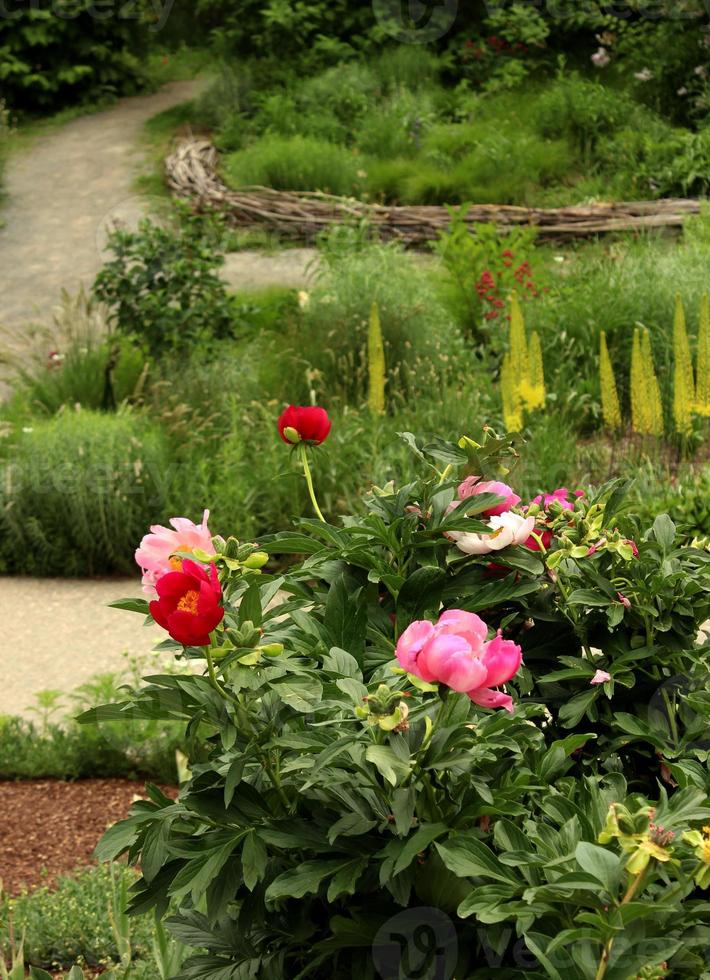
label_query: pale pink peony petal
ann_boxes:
[591,670,611,685]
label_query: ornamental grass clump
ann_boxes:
[86,423,710,979]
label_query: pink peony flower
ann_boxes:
[450,511,535,556]
[591,670,611,685]
[135,510,215,596]
[532,487,579,512]
[396,609,523,713]
[457,477,521,516]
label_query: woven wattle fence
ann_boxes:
[165,137,703,245]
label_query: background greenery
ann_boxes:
[1,213,709,575]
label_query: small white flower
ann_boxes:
[694,65,708,78]
[591,47,610,68]
[22,427,34,434]
[297,290,310,310]
[634,68,654,82]
[678,86,689,96]
[553,255,565,264]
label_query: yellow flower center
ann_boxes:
[170,545,195,572]
[177,590,199,616]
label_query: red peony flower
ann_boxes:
[525,529,553,552]
[278,405,332,445]
[149,559,224,647]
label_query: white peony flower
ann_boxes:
[450,511,536,556]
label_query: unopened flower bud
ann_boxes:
[259,642,284,656]
[224,537,241,559]
[244,551,269,570]
[282,425,301,443]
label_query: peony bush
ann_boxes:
[84,418,710,979]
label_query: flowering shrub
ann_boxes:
[435,215,543,345]
[85,426,710,979]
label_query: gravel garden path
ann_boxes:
[0,79,313,352]
[0,81,201,340]
[0,577,165,719]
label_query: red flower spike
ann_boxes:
[150,560,224,647]
[278,405,332,446]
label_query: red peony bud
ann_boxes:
[278,405,332,446]
[149,559,224,647]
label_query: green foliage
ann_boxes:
[0,4,155,114]
[194,0,374,65]
[0,859,187,977]
[0,409,169,576]
[632,465,710,538]
[535,72,640,158]
[92,212,240,357]
[297,230,464,405]
[212,53,710,207]
[524,230,710,423]
[0,865,152,970]
[222,135,361,196]
[87,431,710,979]
[0,661,184,782]
[153,358,491,540]
[0,289,148,417]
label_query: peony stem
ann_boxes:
[298,443,326,522]
[205,645,230,701]
[594,870,646,980]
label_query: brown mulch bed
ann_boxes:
[0,779,177,896]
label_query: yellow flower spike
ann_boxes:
[630,327,646,434]
[599,331,622,431]
[508,291,529,385]
[672,293,695,435]
[695,294,710,416]
[523,330,546,411]
[501,351,523,432]
[642,328,664,436]
[367,301,386,415]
